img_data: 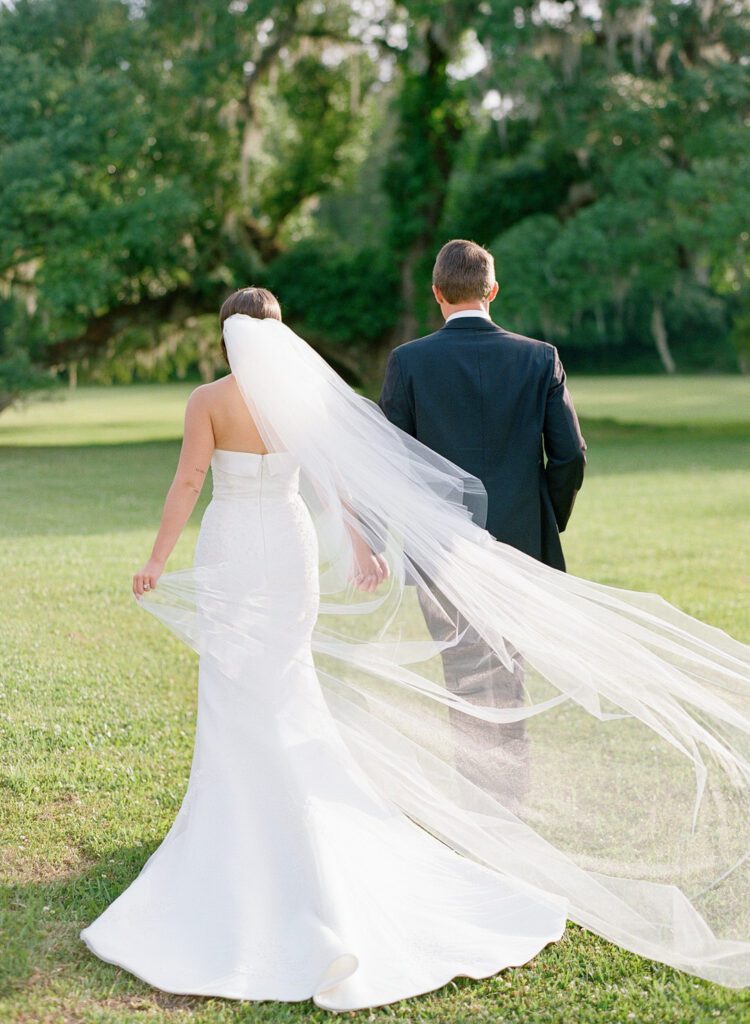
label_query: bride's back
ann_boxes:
[204,374,268,454]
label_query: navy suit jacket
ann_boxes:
[378,315,587,571]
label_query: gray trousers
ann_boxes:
[417,584,531,809]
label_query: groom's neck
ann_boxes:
[440,300,489,320]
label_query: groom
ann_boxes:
[378,238,587,805]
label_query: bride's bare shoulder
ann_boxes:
[188,376,237,404]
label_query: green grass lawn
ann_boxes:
[2,375,750,1023]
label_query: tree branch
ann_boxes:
[45,285,226,365]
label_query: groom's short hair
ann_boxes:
[432,239,495,303]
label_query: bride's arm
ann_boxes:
[341,500,390,593]
[132,387,215,597]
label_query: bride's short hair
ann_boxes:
[219,287,282,363]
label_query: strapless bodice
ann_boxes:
[195,447,317,593]
[209,449,301,501]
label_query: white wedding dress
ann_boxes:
[79,447,569,1011]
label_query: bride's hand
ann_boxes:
[133,557,165,598]
[351,544,390,593]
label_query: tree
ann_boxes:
[0,0,371,404]
[2,0,749,410]
[478,0,750,372]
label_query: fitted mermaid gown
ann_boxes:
[79,448,568,1011]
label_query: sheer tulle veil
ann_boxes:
[140,312,750,987]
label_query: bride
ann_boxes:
[80,287,750,1010]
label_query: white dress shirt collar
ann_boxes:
[445,308,492,323]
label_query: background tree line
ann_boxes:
[1,0,749,411]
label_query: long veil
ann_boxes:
[140,313,750,987]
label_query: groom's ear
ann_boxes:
[488,281,499,303]
[432,284,445,305]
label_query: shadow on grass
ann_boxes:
[1,846,268,1017]
[579,416,750,443]
[3,842,555,1021]
[4,844,750,1024]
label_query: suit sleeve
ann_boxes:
[368,349,414,557]
[378,349,415,436]
[542,347,587,533]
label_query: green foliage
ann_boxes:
[260,56,362,225]
[266,238,401,347]
[0,4,216,341]
[0,0,376,396]
[445,136,584,244]
[0,298,58,411]
[728,301,750,372]
[383,61,465,255]
[477,0,750,371]
[77,315,221,385]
